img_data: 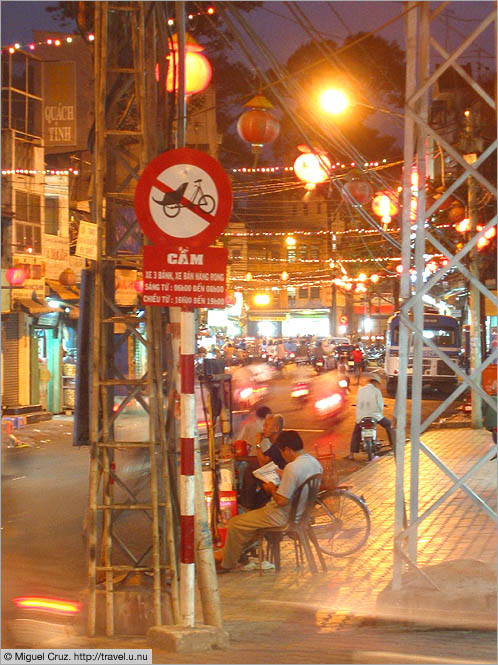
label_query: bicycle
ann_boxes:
[310,485,371,557]
[153,179,215,218]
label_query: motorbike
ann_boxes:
[358,416,381,461]
[291,381,310,405]
[311,355,325,374]
[337,375,350,395]
[314,390,346,420]
[271,355,284,371]
[366,345,385,367]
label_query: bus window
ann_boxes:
[423,328,457,347]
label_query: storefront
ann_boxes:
[247,309,330,339]
[247,312,285,339]
[281,310,330,338]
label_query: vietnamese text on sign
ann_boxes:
[143,245,227,308]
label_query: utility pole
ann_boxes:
[88,2,180,636]
[326,196,337,336]
[464,112,483,427]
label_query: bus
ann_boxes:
[385,309,461,397]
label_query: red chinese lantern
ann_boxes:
[6,265,28,286]
[59,268,77,287]
[237,95,280,152]
[134,278,144,294]
[157,33,212,96]
[372,192,398,227]
[343,179,373,205]
[448,202,466,224]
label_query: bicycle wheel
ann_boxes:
[197,194,215,214]
[164,203,181,218]
[311,489,370,557]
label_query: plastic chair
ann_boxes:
[256,473,327,575]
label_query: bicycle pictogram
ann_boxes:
[153,179,216,218]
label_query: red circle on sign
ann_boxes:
[134,148,232,247]
[339,315,348,325]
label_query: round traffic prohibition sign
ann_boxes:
[134,148,232,247]
[339,314,349,325]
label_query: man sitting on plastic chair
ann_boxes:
[214,430,323,573]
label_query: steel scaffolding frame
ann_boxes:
[88,2,179,636]
[393,2,497,589]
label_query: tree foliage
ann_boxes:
[267,32,406,163]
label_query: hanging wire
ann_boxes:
[221,3,402,250]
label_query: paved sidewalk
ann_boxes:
[153,426,496,663]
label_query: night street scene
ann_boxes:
[0,1,496,663]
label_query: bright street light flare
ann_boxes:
[320,88,349,115]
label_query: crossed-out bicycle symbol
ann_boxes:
[153,179,215,218]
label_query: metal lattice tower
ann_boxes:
[88,1,179,636]
[394,2,497,588]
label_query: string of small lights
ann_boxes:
[1,7,216,52]
[222,223,453,238]
[230,158,401,174]
[1,168,79,176]
[1,34,91,54]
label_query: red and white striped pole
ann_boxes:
[180,308,196,626]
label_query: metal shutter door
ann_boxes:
[2,314,19,407]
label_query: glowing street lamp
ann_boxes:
[285,235,296,247]
[320,88,349,115]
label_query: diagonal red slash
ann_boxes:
[152,178,216,226]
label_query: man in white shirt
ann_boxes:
[347,373,394,459]
[215,430,322,572]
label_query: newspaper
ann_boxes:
[252,461,281,486]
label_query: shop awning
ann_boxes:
[14,298,56,315]
[46,279,80,302]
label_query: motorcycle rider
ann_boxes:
[311,340,326,369]
[276,340,287,362]
[296,339,309,361]
[347,373,394,460]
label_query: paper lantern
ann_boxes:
[343,179,373,205]
[59,268,77,287]
[293,153,331,190]
[372,192,398,227]
[6,265,27,286]
[157,34,212,95]
[237,96,280,151]
[448,202,466,224]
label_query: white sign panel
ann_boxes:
[75,221,97,260]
